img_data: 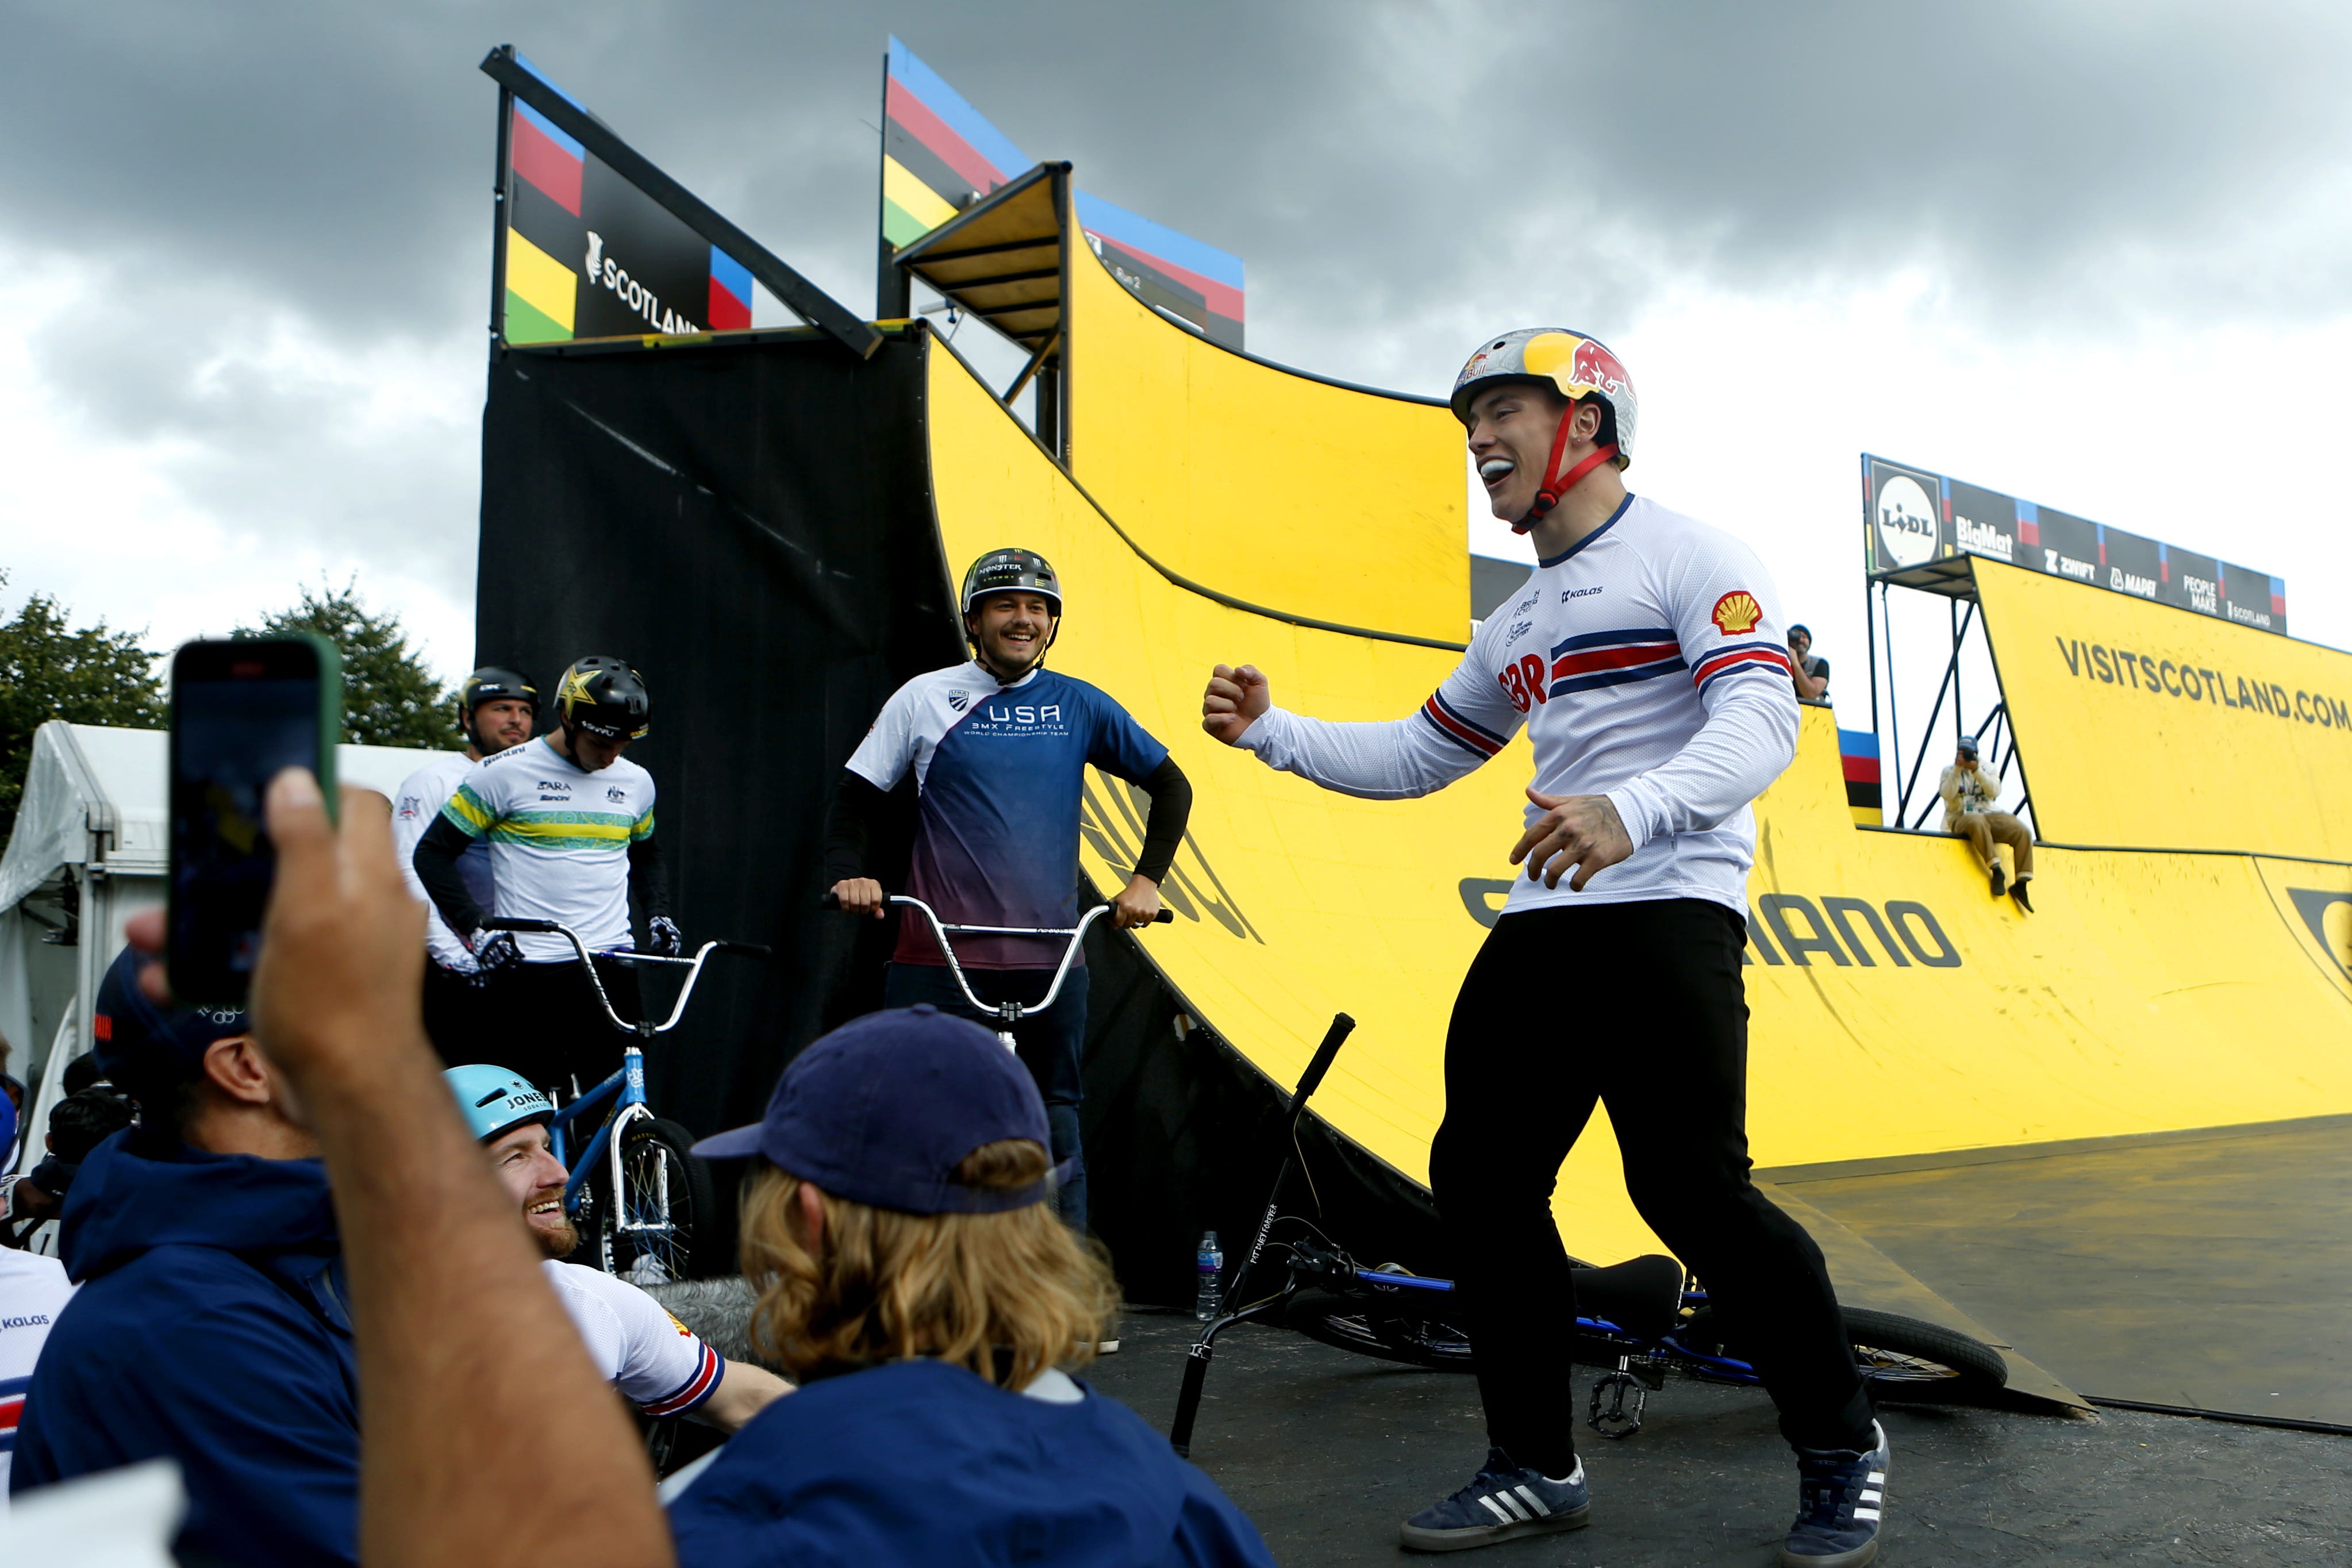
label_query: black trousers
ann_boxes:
[485,958,644,1098]
[422,962,493,1070]
[1428,898,1873,1475]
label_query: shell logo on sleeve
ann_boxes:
[1712,591,1763,635]
[665,1310,694,1337]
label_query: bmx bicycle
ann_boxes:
[819,890,1171,1046]
[1169,1014,2009,1457]
[477,916,768,1286]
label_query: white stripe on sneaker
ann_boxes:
[1861,1489,1882,1502]
[1494,1490,1532,1521]
[1868,1470,1885,1484]
[1854,1508,1882,1521]
[1513,1485,1551,1516]
[1477,1495,1516,1524]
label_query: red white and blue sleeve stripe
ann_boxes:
[1419,691,1509,759]
[1691,640,1793,697]
[639,1340,723,1417]
[0,1373,29,1454]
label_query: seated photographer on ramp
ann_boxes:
[1201,329,1888,1567]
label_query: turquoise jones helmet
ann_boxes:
[444,1064,554,1144]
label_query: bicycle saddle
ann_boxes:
[1568,1254,1684,1342]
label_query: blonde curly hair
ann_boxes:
[739,1137,1118,1390]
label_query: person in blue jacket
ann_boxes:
[9,947,358,1567]
[673,1004,1273,1567]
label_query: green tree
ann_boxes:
[239,581,462,751]
[0,572,168,840]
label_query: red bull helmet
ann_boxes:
[1452,328,1638,533]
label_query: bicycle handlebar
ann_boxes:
[472,918,766,1036]
[480,916,562,933]
[1288,1013,1356,1118]
[818,890,1173,926]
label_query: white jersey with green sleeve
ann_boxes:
[439,735,656,963]
[391,751,487,973]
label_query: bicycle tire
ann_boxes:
[1842,1308,2008,1402]
[1682,1305,2008,1403]
[594,1117,720,1285]
[1283,1289,1477,1371]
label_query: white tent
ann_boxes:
[1,722,459,1172]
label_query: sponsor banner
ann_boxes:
[498,54,755,345]
[1974,558,2352,860]
[1863,457,1947,572]
[881,35,1246,347]
[1865,455,2286,636]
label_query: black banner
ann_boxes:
[1865,453,2288,636]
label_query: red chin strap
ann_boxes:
[1511,410,1620,535]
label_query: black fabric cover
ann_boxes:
[476,326,1441,1301]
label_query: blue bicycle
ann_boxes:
[479,916,768,1285]
[1169,1016,2009,1456]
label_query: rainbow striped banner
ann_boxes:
[881,36,1245,349]
[501,53,758,344]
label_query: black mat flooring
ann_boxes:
[1762,1119,2352,1429]
[1090,1312,2352,1566]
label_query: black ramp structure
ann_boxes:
[477,329,955,1138]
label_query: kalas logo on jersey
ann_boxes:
[1711,591,1763,635]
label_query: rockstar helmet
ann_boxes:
[1452,328,1638,533]
[959,548,1062,618]
[555,655,651,741]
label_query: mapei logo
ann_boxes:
[1711,591,1763,636]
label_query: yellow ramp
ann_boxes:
[1063,239,1469,645]
[925,337,2352,1266]
[1975,558,2352,860]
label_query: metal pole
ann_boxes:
[1881,583,1900,828]
[488,76,513,348]
[1893,602,1975,825]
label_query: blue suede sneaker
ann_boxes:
[1780,1420,1890,1566]
[1400,1447,1590,1552]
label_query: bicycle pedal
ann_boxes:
[1587,1371,1648,1440]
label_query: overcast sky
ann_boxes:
[5,0,2349,790]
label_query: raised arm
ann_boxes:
[1201,650,1521,802]
[249,774,671,1568]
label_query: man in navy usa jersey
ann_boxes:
[1202,332,1887,1567]
[828,548,1192,1236]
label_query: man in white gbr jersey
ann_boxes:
[1201,330,1887,1567]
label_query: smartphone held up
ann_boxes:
[167,636,343,1005]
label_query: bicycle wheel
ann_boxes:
[1843,1308,2008,1404]
[1283,1289,1477,1371]
[594,1117,719,1286]
[1681,1305,2008,1404]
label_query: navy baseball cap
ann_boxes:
[91,946,249,1084]
[1955,734,1981,756]
[693,1005,1067,1216]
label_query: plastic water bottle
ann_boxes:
[1194,1231,1224,1321]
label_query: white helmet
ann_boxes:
[1452,328,1637,533]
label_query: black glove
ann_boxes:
[646,916,683,957]
[471,930,524,973]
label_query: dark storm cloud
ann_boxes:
[2,0,2344,539]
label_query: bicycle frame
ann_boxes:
[478,917,766,1228]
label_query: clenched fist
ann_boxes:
[1202,663,1271,745]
